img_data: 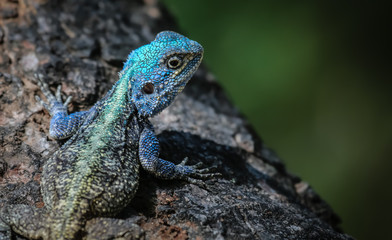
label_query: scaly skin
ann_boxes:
[0,31,219,240]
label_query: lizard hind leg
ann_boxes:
[0,204,48,240]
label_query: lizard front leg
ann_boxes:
[138,122,220,186]
[35,74,89,140]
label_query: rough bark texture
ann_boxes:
[0,0,353,239]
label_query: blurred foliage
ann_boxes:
[162,0,391,239]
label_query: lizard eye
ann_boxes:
[142,83,154,94]
[167,56,182,69]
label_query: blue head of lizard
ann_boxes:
[122,31,204,117]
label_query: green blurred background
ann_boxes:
[162,0,391,239]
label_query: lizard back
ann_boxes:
[41,77,141,239]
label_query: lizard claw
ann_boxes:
[179,157,203,169]
[185,177,208,189]
[55,85,62,102]
[179,157,190,166]
[64,96,73,107]
[177,157,221,187]
[35,95,51,111]
[34,73,72,114]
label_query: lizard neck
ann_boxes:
[80,73,134,148]
[97,74,133,123]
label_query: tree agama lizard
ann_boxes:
[0,31,218,240]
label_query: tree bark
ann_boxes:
[0,0,353,239]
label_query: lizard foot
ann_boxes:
[34,73,72,115]
[177,157,222,188]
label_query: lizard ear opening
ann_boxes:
[142,83,154,94]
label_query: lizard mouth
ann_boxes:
[174,53,203,85]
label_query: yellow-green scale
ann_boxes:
[60,74,131,232]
